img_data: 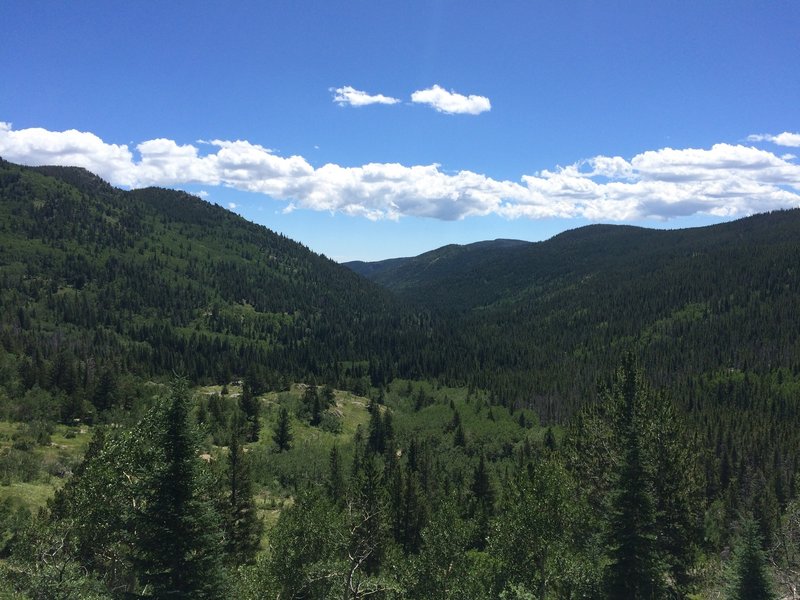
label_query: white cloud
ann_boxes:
[747,131,800,147]
[1,122,800,223]
[0,121,136,185]
[331,86,400,107]
[196,190,209,198]
[410,84,491,115]
[228,202,237,209]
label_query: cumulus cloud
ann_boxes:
[0,121,136,185]
[747,131,800,147]
[332,86,400,107]
[410,84,491,115]
[1,121,800,223]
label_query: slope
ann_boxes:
[0,158,433,405]
[344,238,532,310]
[348,211,800,417]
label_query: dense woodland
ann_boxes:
[0,158,798,598]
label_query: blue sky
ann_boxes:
[2,1,799,261]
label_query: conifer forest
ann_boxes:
[2,158,800,598]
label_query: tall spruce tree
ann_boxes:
[728,518,775,600]
[135,379,226,598]
[604,358,663,600]
[272,406,292,452]
[469,454,495,550]
[238,385,260,442]
[224,416,262,566]
[326,444,346,505]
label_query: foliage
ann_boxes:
[2,159,800,596]
[272,406,292,452]
[134,380,227,598]
[727,518,775,600]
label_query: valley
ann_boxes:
[0,159,798,598]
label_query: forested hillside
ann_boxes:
[348,207,800,598]
[350,211,800,413]
[0,158,452,417]
[1,158,799,598]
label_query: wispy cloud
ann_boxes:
[747,131,800,147]
[2,121,799,222]
[331,86,400,107]
[410,84,491,115]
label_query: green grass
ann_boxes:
[0,481,60,510]
[0,422,91,513]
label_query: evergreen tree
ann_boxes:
[453,422,466,448]
[544,426,556,451]
[399,469,425,554]
[224,417,262,566]
[349,450,386,577]
[326,445,345,505]
[310,392,322,427]
[322,384,336,408]
[367,400,385,454]
[382,409,394,450]
[604,359,663,600]
[135,379,227,598]
[92,369,116,412]
[272,406,292,452]
[238,385,260,442]
[302,385,319,423]
[469,454,494,550]
[728,518,775,600]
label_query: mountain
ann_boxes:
[346,215,800,313]
[344,239,532,307]
[3,160,800,598]
[0,158,436,402]
[6,154,800,418]
[347,211,800,417]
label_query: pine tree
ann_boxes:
[382,409,394,449]
[367,400,385,454]
[92,368,116,412]
[605,424,662,599]
[400,468,425,554]
[544,426,556,451]
[224,417,262,565]
[272,406,292,452]
[322,384,336,408]
[349,451,386,577]
[238,384,260,442]
[604,359,663,600]
[326,445,345,505]
[728,518,775,600]
[453,422,466,448]
[302,385,319,423]
[310,392,322,427]
[469,454,495,550]
[135,379,226,598]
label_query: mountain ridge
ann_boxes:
[0,158,435,400]
[345,209,800,312]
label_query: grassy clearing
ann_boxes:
[0,481,61,510]
[0,421,91,513]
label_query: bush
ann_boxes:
[12,421,54,448]
[319,412,342,434]
[0,448,40,484]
